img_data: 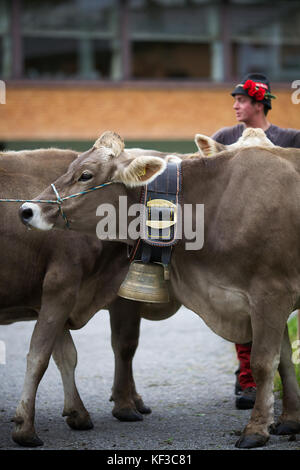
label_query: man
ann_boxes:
[212,72,300,410]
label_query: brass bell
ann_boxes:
[118,261,170,303]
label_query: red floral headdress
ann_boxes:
[241,79,276,101]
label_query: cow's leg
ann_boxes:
[12,316,67,446]
[52,327,93,431]
[12,273,76,447]
[109,297,151,421]
[235,294,293,449]
[271,325,300,434]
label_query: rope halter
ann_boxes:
[0,181,113,229]
[49,182,113,228]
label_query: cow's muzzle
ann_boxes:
[19,203,54,231]
[20,206,33,224]
[19,181,113,231]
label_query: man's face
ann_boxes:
[233,94,262,123]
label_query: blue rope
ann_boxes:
[0,182,113,204]
[56,182,113,201]
[0,181,113,228]
[0,197,57,204]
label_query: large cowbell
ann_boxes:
[118,161,181,304]
[118,261,170,303]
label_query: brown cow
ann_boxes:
[195,127,275,156]
[1,147,181,447]
[20,130,300,448]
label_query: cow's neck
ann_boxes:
[181,153,232,208]
[120,156,233,246]
[111,185,144,246]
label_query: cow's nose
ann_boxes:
[19,204,34,225]
[21,209,33,224]
[19,202,54,231]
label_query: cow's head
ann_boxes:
[195,127,275,156]
[19,131,166,237]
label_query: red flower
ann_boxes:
[248,85,257,96]
[254,88,266,101]
[243,79,256,96]
[243,79,266,100]
[243,80,254,90]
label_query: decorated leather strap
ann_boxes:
[131,161,182,266]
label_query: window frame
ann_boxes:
[3,0,299,86]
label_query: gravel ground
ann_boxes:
[0,306,299,451]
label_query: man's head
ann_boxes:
[231,73,275,124]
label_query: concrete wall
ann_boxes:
[1,85,299,142]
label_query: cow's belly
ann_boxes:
[172,276,252,344]
[0,307,38,325]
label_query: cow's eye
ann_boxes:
[78,171,93,182]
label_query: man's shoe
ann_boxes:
[235,387,256,410]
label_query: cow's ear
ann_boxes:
[113,156,166,187]
[94,131,124,157]
[195,134,226,156]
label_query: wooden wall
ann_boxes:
[1,85,299,141]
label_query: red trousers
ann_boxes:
[235,343,256,389]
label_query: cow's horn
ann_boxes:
[94,131,124,156]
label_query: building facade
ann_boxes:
[0,0,299,150]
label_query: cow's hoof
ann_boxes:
[65,411,94,430]
[270,421,300,435]
[134,398,152,415]
[113,407,143,422]
[235,433,269,449]
[12,431,44,447]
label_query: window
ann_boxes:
[230,0,300,81]
[2,0,300,82]
[21,0,119,79]
[133,42,210,79]
[0,0,11,79]
[129,0,215,80]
